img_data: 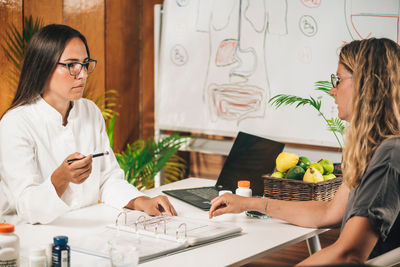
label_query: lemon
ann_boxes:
[276,152,299,173]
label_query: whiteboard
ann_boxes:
[156,0,400,148]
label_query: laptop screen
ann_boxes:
[215,132,285,196]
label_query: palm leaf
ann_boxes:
[314,81,333,97]
[106,113,117,150]
[268,81,343,148]
[327,118,345,135]
[116,133,190,191]
[83,75,119,122]
[1,16,44,90]
[269,94,322,111]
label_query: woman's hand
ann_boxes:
[127,195,178,216]
[51,152,93,197]
[209,193,250,218]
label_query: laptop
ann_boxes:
[162,131,285,210]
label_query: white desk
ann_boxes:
[8,178,326,267]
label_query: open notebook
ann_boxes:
[70,210,242,263]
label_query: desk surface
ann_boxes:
[8,178,325,267]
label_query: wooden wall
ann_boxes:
[0,0,162,151]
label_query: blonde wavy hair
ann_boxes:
[341,38,400,189]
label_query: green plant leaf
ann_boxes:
[314,81,333,97]
[106,113,116,150]
[327,118,345,135]
[269,94,321,111]
[116,133,190,191]
[1,15,44,94]
[268,81,343,148]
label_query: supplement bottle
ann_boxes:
[0,223,19,267]
[235,180,252,197]
[29,247,47,267]
[52,236,70,267]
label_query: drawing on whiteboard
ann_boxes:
[345,0,400,43]
[299,15,318,37]
[197,0,287,123]
[176,0,189,7]
[300,0,321,9]
[170,44,189,66]
[298,46,312,64]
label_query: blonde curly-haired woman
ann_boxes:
[209,38,400,265]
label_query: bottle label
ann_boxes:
[61,250,68,267]
[52,248,69,267]
[0,259,17,267]
[0,248,17,267]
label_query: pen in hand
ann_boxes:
[66,151,109,164]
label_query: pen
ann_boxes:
[66,151,109,164]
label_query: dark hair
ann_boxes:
[8,24,90,111]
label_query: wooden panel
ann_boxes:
[105,0,141,151]
[0,0,22,116]
[141,0,163,139]
[63,0,105,103]
[24,0,63,25]
[189,152,226,180]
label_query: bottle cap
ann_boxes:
[218,190,232,196]
[238,180,250,188]
[30,247,46,257]
[0,223,15,233]
[53,236,68,246]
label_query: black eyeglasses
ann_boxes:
[330,73,352,88]
[57,59,97,76]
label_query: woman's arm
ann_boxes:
[299,216,378,265]
[210,183,349,228]
[267,183,350,228]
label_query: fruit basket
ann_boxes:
[262,175,343,201]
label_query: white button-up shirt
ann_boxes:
[0,97,145,224]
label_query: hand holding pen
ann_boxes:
[51,151,109,197]
[66,151,109,164]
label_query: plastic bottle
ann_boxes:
[235,180,252,197]
[51,236,70,267]
[0,223,19,267]
[29,247,47,267]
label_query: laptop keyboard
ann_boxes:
[186,187,219,200]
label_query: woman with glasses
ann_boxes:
[0,24,177,224]
[209,38,400,264]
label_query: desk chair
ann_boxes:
[366,247,400,267]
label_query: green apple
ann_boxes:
[271,171,284,178]
[309,163,324,175]
[319,159,334,175]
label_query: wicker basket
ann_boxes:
[262,175,343,201]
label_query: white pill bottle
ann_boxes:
[0,223,19,267]
[235,180,252,197]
